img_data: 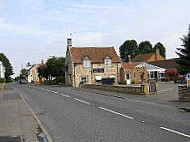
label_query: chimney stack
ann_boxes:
[155,49,159,61]
[128,55,131,64]
[67,38,72,49]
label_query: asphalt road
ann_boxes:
[10,83,190,142]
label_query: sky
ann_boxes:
[0,0,190,77]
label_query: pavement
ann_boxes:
[9,83,190,142]
[0,85,40,142]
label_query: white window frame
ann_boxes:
[83,59,91,68]
[104,58,112,67]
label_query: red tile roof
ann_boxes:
[70,47,121,63]
[149,58,179,69]
[122,62,140,68]
[132,52,164,62]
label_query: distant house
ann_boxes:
[65,38,122,87]
[133,49,165,62]
[120,61,148,84]
[28,64,44,83]
[149,58,181,80]
[0,61,5,78]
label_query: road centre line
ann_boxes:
[74,98,90,105]
[60,93,71,98]
[52,91,58,94]
[98,107,134,120]
[160,127,190,138]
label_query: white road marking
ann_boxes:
[98,107,134,120]
[60,93,71,98]
[160,127,190,138]
[74,98,90,105]
[52,91,58,94]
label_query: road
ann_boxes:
[10,83,190,142]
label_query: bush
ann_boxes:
[44,76,65,85]
[0,78,5,83]
[56,76,65,84]
[161,78,169,82]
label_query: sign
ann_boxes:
[92,68,104,73]
[187,73,190,87]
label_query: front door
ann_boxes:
[126,73,131,85]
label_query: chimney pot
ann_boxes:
[67,38,72,49]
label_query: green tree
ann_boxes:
[153,42,166,58]
[176,25,190,75]
[20,68,28,78]
[0,53,13,82]
[46,57,65,78]
[37,65,49,80]
[138,41,153,54]
[119,40,138,62]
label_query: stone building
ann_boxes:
[65,38,121,87]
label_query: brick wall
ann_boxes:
[178,85,190,102]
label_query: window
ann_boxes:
[109,75,115,78]
[134,73,137,79]
[83,57,91,68]
[80,76,87,82]
[104,58,111,67]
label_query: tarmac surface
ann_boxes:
[9,82,190,142]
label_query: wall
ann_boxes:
[120,67,148,84]
[73,62,121,87]
[28,64,43,83]
[84,84,146,95]
[178,85,190,102]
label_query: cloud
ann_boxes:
[73,32,107,46]
[70,3,114,10]
[0,22,64,43]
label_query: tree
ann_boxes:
[176,25,190,75]
[0,53,13,82]
[37,64,49,80]
[46,57,65,78]
[153,42,166,59]
[20,69,28,78]
[138,41,153,54]
[119,40,138,62]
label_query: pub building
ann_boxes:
[65,38,121,87]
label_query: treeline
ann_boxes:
[38,56,65,84]
[0,53,13,82]
[119,40,166,62]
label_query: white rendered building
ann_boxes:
[0,61,5,78]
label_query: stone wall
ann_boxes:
[73,63,121,87]
[84,84,146,95]
[178,85,190,102]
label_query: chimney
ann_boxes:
[155,49,160,61]
[67,38,72,49]
[128,55,132,64]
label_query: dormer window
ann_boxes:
[104,56,112,67]
[83,56,91,68]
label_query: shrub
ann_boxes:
[0,78,5,83]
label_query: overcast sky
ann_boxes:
[0,0,190,77]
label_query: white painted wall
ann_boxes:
[0,61,5,78]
